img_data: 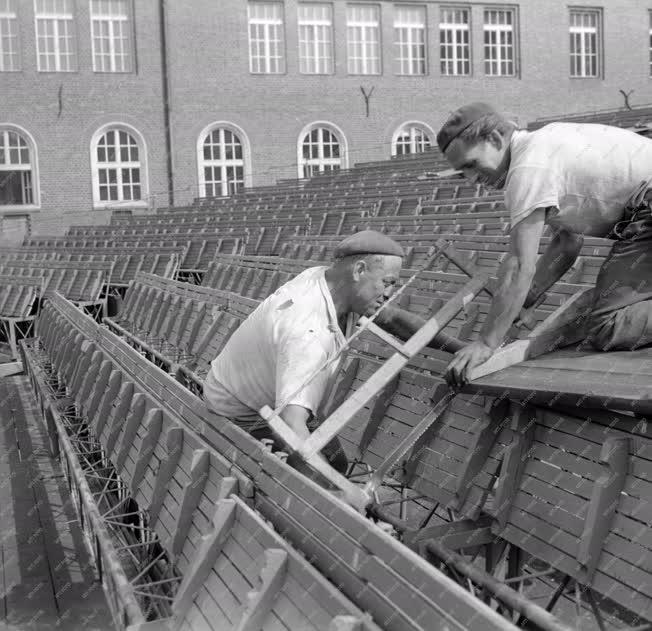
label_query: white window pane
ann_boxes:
[248,1,284,73]
[199,127,245,197]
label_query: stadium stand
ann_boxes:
[528,103,652,132]
[4,139,652,630]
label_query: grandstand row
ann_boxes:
[1,104,652,631]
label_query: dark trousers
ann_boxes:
[587,191,652,351]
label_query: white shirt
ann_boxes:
[505,123,652,237]
[203,266,347,427]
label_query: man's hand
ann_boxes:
[444,341,494,388]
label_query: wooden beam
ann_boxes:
[466,287,595,382]
[235,548,288,631]
[172,499,237,622]
[297,274,490,460]
[425,539,575,631]
[130,408,163,496]
[357,374,399,459]
[169,448,210,559]
[0,361,22,378]
[148,426,184,529]
[449,397,510,518]
[576,435,629,584]
[489,404,537,535]
[92,371,126,437]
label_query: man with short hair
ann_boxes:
[436,102,652,386]
[203,229,462,497]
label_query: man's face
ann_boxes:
[445,132,508,188]
[351,255,402,317]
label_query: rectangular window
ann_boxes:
[34,0,77,72]
[569,8,600,77]
[90,0,132,72]
[347,4,380,74]
[0,0,20,71]
[394,5,426,75]
[484,8,515,76]
[298,3,333,74]
[440,7,470,76]
[248,1,285,74]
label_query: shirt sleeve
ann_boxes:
[275,330,330,415]
[505,165,560,228]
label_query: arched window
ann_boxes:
[199,126,246,197]
[392,122,433,156]
[91,124,147,206]
[0,126,38,207]
[298,123,346,178]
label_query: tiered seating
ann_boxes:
[20,292,516,631]
[106,260,652,628]
[0,259,113,322]
[44,232,242,275]
[0,275,41,358]
[104,273,257,380]
[0,245,182,286]
[280,231,613,286]
[11,139,652,629]
[528,103,652,131]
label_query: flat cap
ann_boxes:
[334,230,403,260]
[437,102,498,152]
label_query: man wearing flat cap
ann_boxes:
[436,102,652,387]
[204,229,461,499]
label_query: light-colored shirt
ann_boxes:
[505,123,652,236]
[203,266,347,428]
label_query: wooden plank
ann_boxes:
[173,499,237,622]
[235,548,287,631]
[465,287,595,382]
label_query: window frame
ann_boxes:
[483,6,517,77]
[0,124,40,210]
[297,121,348,179]
[90,122,148,209]
[393,4,427,76]
[568,6,602,79]
[439,5,472,77]
[0,0,21,72]
[33,0,78,73]
[89,0,134,73]
[196,122,253,198]
[297,2,334,75]
[247,1,286,74]
[649,9,652,78]
[346,3,382,76]
[391,121,434,156]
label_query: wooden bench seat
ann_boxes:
[0,275,41,359]
[0,246,183,285]
[173,496,381,631]
[106,273,257,375]
[24,292,516,631]
[0,260,113,303]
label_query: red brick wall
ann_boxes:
[1,0,168,234]
[2,0,651,231]
[166,0,652,207]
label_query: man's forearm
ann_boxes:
[524,231,583,308]
[375,306,465,353]
[480,262,534,349]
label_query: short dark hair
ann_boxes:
[456,113,517,145]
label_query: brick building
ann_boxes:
[1,0,651,239]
